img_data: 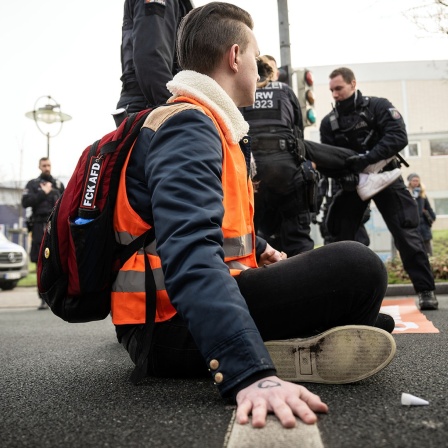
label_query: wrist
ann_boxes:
[230,369,277,402]
[364,153,376,164]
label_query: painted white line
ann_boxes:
[224,410,324,448]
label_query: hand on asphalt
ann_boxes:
[235,376,328,428]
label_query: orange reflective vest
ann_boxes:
[111,99,258,325]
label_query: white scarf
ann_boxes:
[166,70,249,145]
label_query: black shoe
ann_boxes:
[338,173,359,192]
[418,290,438,310]
[37,300,49,310]
[374,313,395,333]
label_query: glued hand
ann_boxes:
[236,376,328,428]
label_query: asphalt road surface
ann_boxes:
[1,287,447,448]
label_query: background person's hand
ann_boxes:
[345,154,369,173]
[40,182,53,194]
[236,376,328,428]
[258,244,287,266]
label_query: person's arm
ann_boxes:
[255,235,267,260]
[132,0,179,106]
[319,114,338,146]
[145,110,275,397]
[144,110,327,427]
[424,197,436,222]
[364,97,408,164]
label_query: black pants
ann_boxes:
[30,221,46,263]
[119,241,387,378]
[252,149,313,256]
[116,93,149,114]
[326,180,435,293]
[304,140,357,178]
[320,191,371,246]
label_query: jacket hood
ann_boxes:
[166,70,249,144]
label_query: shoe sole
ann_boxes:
[265,325,396,384]
[419,302,438,310]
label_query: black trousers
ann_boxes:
[252,149,313,256]
[119,241,387,378]
[304,140,357,178]
[305,140,434,292]
[327,181,435,293]
[30,221,46,263]
[116,93,149,114]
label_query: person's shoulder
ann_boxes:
[53,178,64,189]
[139,103,219,148]
[280,82,294,93]
[365,96,403,122]
[22,177,40,193]
[364,95,393,109]
[144,102,214,130]
[266,81,289,90]
[27,176,41,185]
[320,109,333,124]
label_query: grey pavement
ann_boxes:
[1,287,447,448]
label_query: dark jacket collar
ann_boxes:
[336,89,363,114]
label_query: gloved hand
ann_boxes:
[345,154,370,173]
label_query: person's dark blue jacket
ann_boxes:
[122,105,273,397]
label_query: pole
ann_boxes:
[46,132,50,158]
[277,0,292,85]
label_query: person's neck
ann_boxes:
[211,67,241,107]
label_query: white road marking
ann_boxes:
[224,410,324,448]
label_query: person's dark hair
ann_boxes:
[257,56,274,88]
[177,2,254,75]
[329,67,356,83]
[39,157,50,164]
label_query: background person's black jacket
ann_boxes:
[118,0,193,111]
[320,90,408,164]
[21,175,64,221]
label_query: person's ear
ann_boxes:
[228,44,239,73]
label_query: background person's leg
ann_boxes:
[304,140,357,178]
[373,183,435,293]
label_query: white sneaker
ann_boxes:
[357,168,401,201]
[265,325,396,384]
[363,157,395,174]
[363,157,395,173]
